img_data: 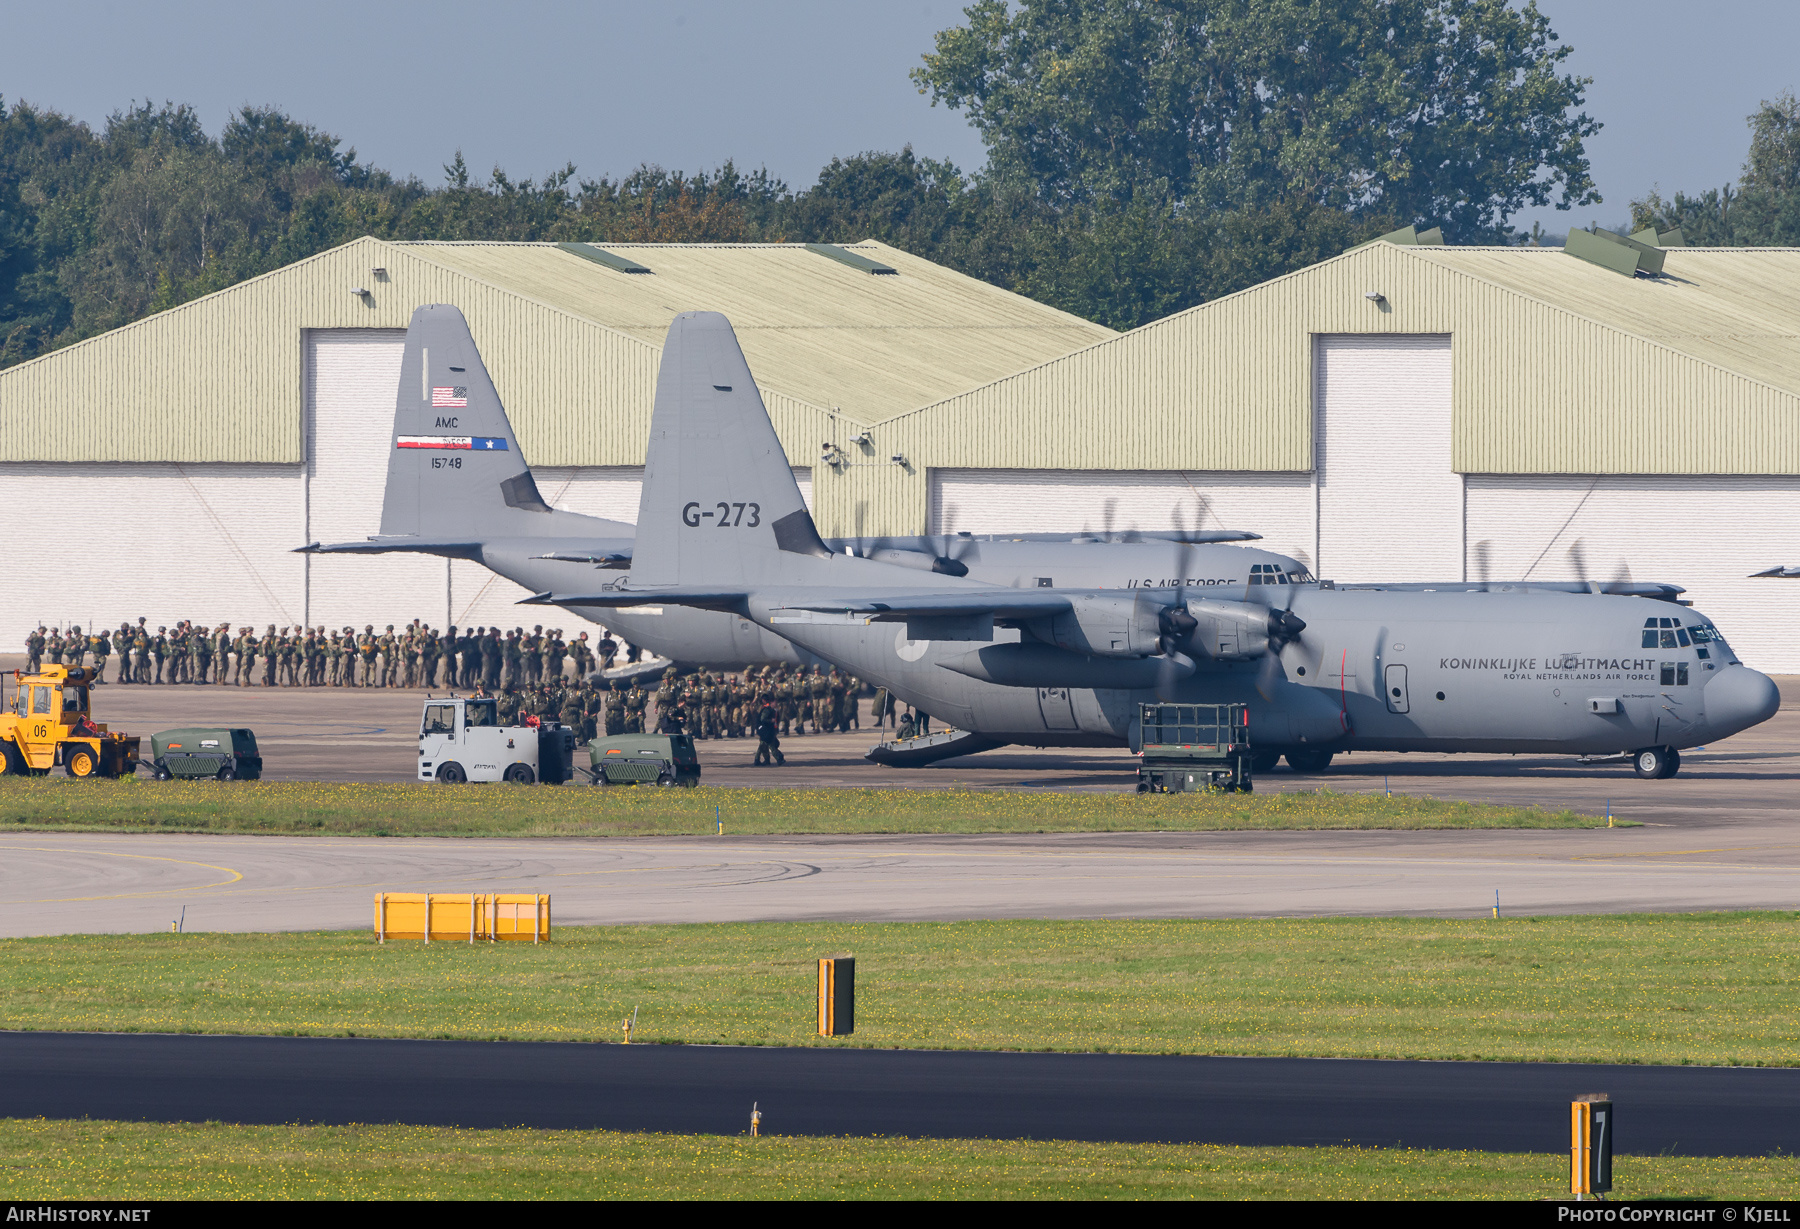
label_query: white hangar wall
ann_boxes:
[0,328,817,646]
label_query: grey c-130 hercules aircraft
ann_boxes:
[524,310,1780,780]
[302,304,1322,672]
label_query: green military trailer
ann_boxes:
[1134,703,1252,793]
[584,733,701,787]
[149,728,263,781]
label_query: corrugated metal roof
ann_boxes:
[886,240,1800,486]
[400,240,1113,424]
[1410,246,1800,396]
[0,237,1113,477]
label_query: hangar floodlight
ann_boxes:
[370,266,388,277]
[350,286,368,297]
[890,454,908,466]
[852,430,871,445]
[1364,291,1385,303]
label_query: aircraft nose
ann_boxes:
[1703,664,1781,737]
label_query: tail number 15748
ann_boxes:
[682,501,760,527]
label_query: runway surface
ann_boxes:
[5,1031,1794,1156]
[5,821,1799,935]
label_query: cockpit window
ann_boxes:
[1251,563,1315,586]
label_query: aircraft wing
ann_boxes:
[519,585,1072,621]
[1751,565,1800,578]
[771,590,1072,621]
[518,587,749,611]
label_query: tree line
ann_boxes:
[0,0,1789,371]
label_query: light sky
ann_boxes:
[3,1,1795,238]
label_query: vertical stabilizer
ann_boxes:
[632,311,829,586]
[380,305,566,539]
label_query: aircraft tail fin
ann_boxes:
[379,304,625,540]
[631,311,829,587]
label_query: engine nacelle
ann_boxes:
[1180,599,1279,661]
[1025,593,1166,659]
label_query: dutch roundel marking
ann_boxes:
[396,436,509,451]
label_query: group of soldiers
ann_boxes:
[646,664,871,740]
[21,621,629,689]
[21,620,920,764]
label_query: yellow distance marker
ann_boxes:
[1571,1094,1614,1198]
[818,955,855,1037]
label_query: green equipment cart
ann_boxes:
[584,733,701,786]
[149,728,263,781]
[1135,703,1252,793]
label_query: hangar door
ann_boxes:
[303,329,441,627]
[927,469,1315,568]
[1313,334,1459,584]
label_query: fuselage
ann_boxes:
[730,586,1780,756]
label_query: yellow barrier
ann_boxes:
[373,892,550,943]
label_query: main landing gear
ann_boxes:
[1632,746,1681,780]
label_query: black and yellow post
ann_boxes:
[1570,1094,1614,1198]
[818,955,855,1037]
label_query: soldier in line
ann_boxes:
[23,627,43,673]
[86,627,108,683]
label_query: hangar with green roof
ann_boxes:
[0,231,1794,671]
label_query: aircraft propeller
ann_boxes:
[1151,505,1202,700]
[1471,539,1493,589]
[1567,538,1634,594]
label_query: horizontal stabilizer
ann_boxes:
[298,537,483,560]
[532,550,633,568]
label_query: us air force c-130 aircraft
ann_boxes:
[304,304,1324,672]
[517,311,1780,781]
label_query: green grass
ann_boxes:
[7,915,1797,1065]
[4,1119,1795,1200]
[0,776,1606,836]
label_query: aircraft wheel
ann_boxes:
[1633,746,1678,779]
[1250,749,1281,774]
[504,763,535,785]
[437,762,467,784]
[65,746,97,778]
[1285,749,1334,774]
